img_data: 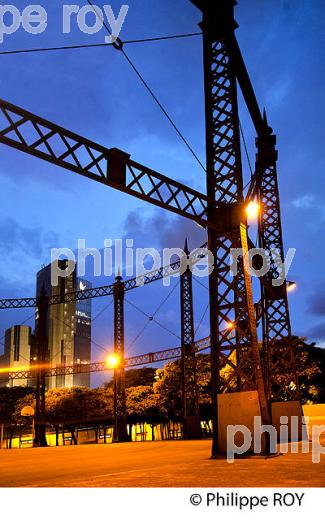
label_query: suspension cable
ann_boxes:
[125,280,181,351]
[239,118,254,178]
[193,277,209,292]
[92,299,113,322]
[86,0,206,173]
[195,301,209,336]
[0,33,201,56]
[51,312,109,358]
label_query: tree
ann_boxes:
[45,387,113,444]
[295,341,325,403]
[0,387,35,448]
[0,387,34,424]
[196,354,212,423]
[153,355,212,423]
[153,361,182,422]
[104,367,157,389]
[11,394,35,446]
[126,385,166,440]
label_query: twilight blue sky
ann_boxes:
[0,0,324,386]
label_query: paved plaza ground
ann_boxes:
[0,439,324,487]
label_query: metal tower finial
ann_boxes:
[263,108,273,135]
[263,108,268,124]
[184,237,190,255]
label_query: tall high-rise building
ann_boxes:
[35,260,92,389]
[0,325,32,387]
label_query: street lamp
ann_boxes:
[246,201,260,220]
[226,321,235,331]
[287,281,297,293]
[105,353,120,369]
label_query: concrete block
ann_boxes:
[217,390,262,456]
[272,401,307,442]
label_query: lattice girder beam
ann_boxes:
[0,98,211,227]
[0,243,208,310]
[7,336,212,381]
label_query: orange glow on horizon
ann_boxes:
[0,360,93,376]
[0,363,51,375]
[0,365,31,375]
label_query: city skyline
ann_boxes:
[36,260,92,388]
[0,325,32,387]
[0,260,92,389]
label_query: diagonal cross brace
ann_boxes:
[0,98,210,227]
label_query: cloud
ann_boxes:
[0,217,59,287]
[123,208,207,251]
[292,195,315,209]
[308,281,325,317]
[265,79,292,109]
[0,274,34,300]
[307,321,325,342]
[0,218,58,259]
[290,195,325,222]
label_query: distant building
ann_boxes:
[34,260,92,389]
[0,325,32,387]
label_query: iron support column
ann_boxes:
[256,119,298,401]
[180,240,201,439]
[192,0,270,456]
[113,274,128,442]
[34,290,48,447]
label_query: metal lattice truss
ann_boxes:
[192,0,296,406]
[200,3,270,431]
[212,228,266,393]
[33,294,48,446]
[256,133,297,399]
[7,337,211,381]
[0,297,37,309]
[180,262,200,423]
[209,41,243,204]
[0,0,298,430]
[113,276,128,441]
[0,99,210,227]
[204,31,264,397]
[0,243,208,310]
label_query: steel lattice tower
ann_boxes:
[192,0,270,455]
[113,275,128,442]
[180,240,201,439]
[0,0,300,454]
[256,121,298,401]
[34,290,48,447]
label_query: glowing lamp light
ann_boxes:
[287,281,297,293]
[226,321,235,331]
[246,201,260,220]
[21,406,34,417]
[106,353,120,369]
